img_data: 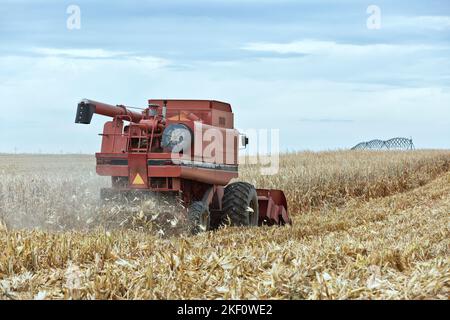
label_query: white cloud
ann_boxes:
[16,48,171,74]
[386,15,450,31]
[241,40,440,56]
[29,48,171,69]
[31,48,131,59]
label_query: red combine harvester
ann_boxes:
[75,99,290,233]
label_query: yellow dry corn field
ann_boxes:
[0,150,449,299]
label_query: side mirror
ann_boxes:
[240,134,249,149]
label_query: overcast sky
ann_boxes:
[1,0,449,153]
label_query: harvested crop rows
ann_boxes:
[0,151,449,299]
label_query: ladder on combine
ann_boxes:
[127,124,150,153]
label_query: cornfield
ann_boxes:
[0,150,449,299]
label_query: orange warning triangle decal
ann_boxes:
[132,173,145,185]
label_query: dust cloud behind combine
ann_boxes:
[0,155,189,236]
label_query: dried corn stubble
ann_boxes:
[0,151,449,299]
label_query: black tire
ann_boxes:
[188,201,210,235]
[222,182,259,227]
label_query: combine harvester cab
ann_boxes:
[75,98,291,233]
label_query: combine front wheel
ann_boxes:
[222,182,259,226]
[188,201,210,235]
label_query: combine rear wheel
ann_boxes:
[188,201,210,235]
[222,182,259,226]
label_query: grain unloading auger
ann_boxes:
[75,99,291,233]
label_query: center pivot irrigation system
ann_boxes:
[351,138,415,151]
[75,99,291,234]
